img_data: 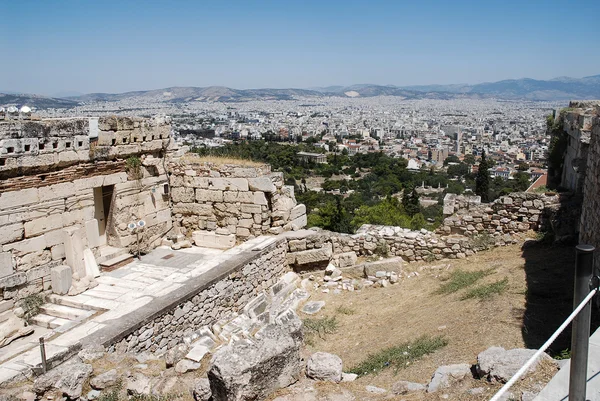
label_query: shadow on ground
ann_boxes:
[521,241,600,355]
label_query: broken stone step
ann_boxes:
[96,246,128,264]
[45,294,103,311]
[99,253,134,271]
[39,303,94,321]
[30,313,71,329]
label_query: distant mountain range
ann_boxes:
[2,74,599,108]
[0,93,78,109]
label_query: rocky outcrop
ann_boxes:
[90,369,118,390]
[306,352,343,383]
[208,311,304,401]
[476,346,555,383]
[193,378,212,401]
[33,359,93,399]
[427,363,472,393]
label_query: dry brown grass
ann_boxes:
[289,242,569,400]
[180,153,265,167]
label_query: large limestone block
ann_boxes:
[64,227,86,278]
[192,230,235,249]
[476,347,554,383]
[0,188,39,210]
[24,214,64,238]
[196,189,224,203]
[83,248,100,278]
[290,214,307,230]
[427,364,472,393]
[0,252,14,278]
[361,257,404,277]
[253,192,268,206]
[293,243,332,265]
[38,182,76,202]
[208,313,303,401]
[171,187,196,203]
[0,223,24,245]
[33,359,93,399]
[248,177,276,193]
[306,352,343,382]
[289,204,306,221]
[0,272,26,288]
[173,203,213,216]
[85,219,102,248]
[223,191,254,204]
[3,235,47,255]
[208,178,249,191]
[51,265,72,295]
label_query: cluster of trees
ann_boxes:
[194,140,532,234]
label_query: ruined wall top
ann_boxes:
[169,153,272,178]
[0,115,172,178]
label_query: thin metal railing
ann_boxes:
[489,244,596,401]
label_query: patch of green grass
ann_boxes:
[303,316,339,344]
[436,269,494,295]
[554,348,571,360]
[347,335,448,376]
[336,305,355,315]
[97,381,122,401]
[20,294,44,322]
[462,278,509,300]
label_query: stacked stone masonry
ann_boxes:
[111,239,289,354]
[0,116,173,300]
[557,101,600,193]
[168,154,307,242]
[578,103,600,272]
[0,116,308,302]
[285,192,561,267]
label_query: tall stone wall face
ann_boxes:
[110,239,289,354]
[168,156,307,241]
[0,117,174,301]
[580,115,600,272]
[0,164,172,300]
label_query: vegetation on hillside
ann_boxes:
[193,140,532,233]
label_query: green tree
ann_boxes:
[402,185,421,217]
[443,155,460,165]
[475,150,491,202]
[463,154,476,165]
[410,213,426,230]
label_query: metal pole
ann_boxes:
[569,244,595,400]
[39,337,47,373]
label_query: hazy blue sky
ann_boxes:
[1,0,599,96]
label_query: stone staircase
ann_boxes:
[30,294,102,333]
[173,272,310,367]
[96,245,134,272]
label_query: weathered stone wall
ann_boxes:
[0,116,171,179]
[110,239,289,354]
[580,113,600,272]
[285,193,561,269]
[0,117,173,301]
[168,155,307,242]
[556,101,600,193]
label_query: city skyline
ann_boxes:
[1,0,599,96]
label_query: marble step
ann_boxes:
[45,294,103,311]
[30,314,71,329]
[96,246,128,264]
[99,253,134,271]
[39,303,94,321]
